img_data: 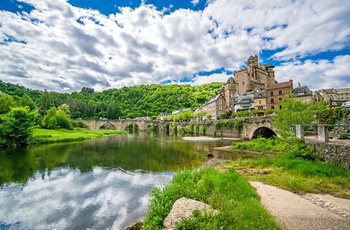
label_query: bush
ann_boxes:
[0,106,39,146]
[316,108,350,124]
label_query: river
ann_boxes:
[0,133,233,229]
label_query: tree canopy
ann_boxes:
[0,81,224,120]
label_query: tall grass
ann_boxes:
[142,167,281,230]
[230,137,350,198]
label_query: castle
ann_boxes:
[219,55,277,110]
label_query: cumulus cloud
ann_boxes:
[275,55,350,90]
[0,0,349,92]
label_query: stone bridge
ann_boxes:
[240,117,277,139]
[80,117,277,139]
[80,119,161,131]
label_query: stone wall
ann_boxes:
[305,140,350,169]
[166,121,241,138]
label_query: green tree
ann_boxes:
[42,106,73,130]
[272,94,315,137]
[0,107,39,146]
[0,94,16,114]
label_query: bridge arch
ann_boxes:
[125,123,139,132]
[251,127,277,139]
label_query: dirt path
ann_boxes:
[250,181,350,230]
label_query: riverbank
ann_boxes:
[30,128,125,144]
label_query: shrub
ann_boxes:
[0,106,39,146]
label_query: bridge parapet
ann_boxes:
[80,119,158,131]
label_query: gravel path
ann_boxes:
[250,181,350,230]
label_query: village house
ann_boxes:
[317,88,337,100]
[202,94,226,120]
[253,89,267,114]
[232,92,255,112]
[334,88,350,101]
[265,80,293,110]
[233,55,276,93]
[292,85,313,103]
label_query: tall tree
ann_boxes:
[272,94,315,137]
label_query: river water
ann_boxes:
[0,133,233,230]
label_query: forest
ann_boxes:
[0,80,224,119]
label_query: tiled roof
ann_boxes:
[266,81,293,90]
[204,94,224,106]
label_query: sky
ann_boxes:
[0,0,349,92]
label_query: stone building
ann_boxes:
[202,94,226,120]
[233,55,276,93]
[292,85,313,103]
[334,88,350,101]
[254,89,267,114]
[218,77,236,111]
[265,80,293,110]
[232,92,255,112]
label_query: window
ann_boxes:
[279,105,282,109]
[242,82,245,86]
[270,91,273,96]
[237,83,239,86]
[271,98,274,103]
[271,106,275,110]
[219,105,222,110]
[242,75,244,79]
[219,100,222,104]
[259,100,261,105]
[279,90,282,95]
[279,98,282,101]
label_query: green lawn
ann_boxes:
[31,128,125,144]
[230,137,350,198]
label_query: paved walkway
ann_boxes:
[250,181,350,230]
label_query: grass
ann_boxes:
[30,128,125,144]
[229,137,350,198]
[142,167,281,230]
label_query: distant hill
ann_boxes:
[0,80,224,119]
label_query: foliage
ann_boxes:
[264,108,274,115]
[0,94,16,114]
[315,107,350,124]
[232,110,250,117]
[232,137,315,160]
[142,168,280,230]
[42,106,73,130]
[0,107,39,146]
[0,81,223,120]
[272,94,315,137]
[214,119,246,134]
[193,110,207,120]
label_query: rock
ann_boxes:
[123,221,143,230]
[163,197,218,229]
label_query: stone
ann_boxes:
[163,197,219,229]
[123,221,143,230]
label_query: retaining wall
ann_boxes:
[305,140,350,169]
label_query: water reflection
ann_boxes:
[0,133,232,229]
[0,167,172,229]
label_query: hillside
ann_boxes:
[0,81,224,119]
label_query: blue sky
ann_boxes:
[0,0,349,92]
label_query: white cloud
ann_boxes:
[0,0,349,92]
[191,0,200,6]
[275,55,350,90]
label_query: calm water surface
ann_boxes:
[0,133,233,230]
